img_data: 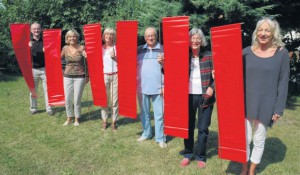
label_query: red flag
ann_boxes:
[116,21,138,119]
[163,16,189,139]
[83,24,107,107]
[43,29,65,106]
[211,23,247,163]
[10,24,36,96]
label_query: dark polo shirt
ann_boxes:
[30,35,45,69]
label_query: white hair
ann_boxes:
[189,28,208,47]
[252,17,285,48]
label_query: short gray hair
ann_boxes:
[144,27,157,36]
[189,28,208,47]
[252,17,285,48]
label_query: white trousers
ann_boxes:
[101,74,119,122]
[64,77,86,118]
[246,119,268,164]
[30,68,52,112]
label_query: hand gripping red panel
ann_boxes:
[116,21,138,119]
[43,29,65,106]
[162,16,189,139]
[83,24,107,107]
[211,23,247,163]
[10,24,36,97]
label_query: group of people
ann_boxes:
[27,16,289,174]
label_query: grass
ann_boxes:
[0,75,299,175]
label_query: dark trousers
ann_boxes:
[183,94,213,162]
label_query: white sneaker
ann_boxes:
[137,136,148,142]
[74,122,79,126]
[159,142,167,148]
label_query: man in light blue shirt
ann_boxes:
[137,27,166,148]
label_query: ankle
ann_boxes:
[240,163,248,175]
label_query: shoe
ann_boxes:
[63,121,72,126]
[180,158,191,167]
[197,161,206,168]
[74,122,79,126]
[111,124,117,131]
[159,142,167,148]
[47,110,55,116]
[137,136,148,142]
[102,122,107,130]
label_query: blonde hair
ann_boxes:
[65,29,79,45]
[102,28,116,44]
[252,17,285,49]
[189,28,208,47]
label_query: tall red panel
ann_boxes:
[162,16,189,139]
[43,29,65,106]
[83,24,107,107]
[211,23,247,163]
[10,24,36,97]
[116,21,138,119]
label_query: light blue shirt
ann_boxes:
[137,43,164,95]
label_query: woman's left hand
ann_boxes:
[272,114,281,122]
[82,50,87,58]
[206,87,214,96]
[110,48,116,59]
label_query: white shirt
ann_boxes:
[102,46,117,73]
[189,57,203,94]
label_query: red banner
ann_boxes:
[43,29,65,106]
[83,24,107,107]
[116,21,138,119]
[10,24,36,97]
[162,16,189,139]
[211,23,247,163]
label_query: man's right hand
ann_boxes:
[28,41,33,47]
[157,53,164,66]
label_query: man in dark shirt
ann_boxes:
[28,22,54,115]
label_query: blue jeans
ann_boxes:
[183,94,213,162]
[137,93,165,142]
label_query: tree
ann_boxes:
[1,0,300,74]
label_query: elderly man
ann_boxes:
[137,27,166,148]
[28,22,55,116]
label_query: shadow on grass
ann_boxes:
[225,137,286,174]
[79,100,140,126]
[177,131,219,159]
[286,96,300,110]
[0,74,19,82]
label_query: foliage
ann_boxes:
[0,0,300,74]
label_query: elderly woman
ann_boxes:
[240,17,289,175]
[178,28,215,168]
[101,28,119,131]
[61,29,89,126]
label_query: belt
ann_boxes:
[105,72,118,75]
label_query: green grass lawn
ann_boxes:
[0,76,299,175]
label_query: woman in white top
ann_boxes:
[101,28,118,131]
